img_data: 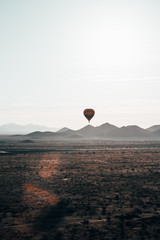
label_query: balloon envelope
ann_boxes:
[83,109,95,122]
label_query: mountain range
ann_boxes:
[24,123,160,141]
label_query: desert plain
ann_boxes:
[1,141,160,239]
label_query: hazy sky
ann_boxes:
[1,0,160,129]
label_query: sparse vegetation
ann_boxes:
[0,141,160,239]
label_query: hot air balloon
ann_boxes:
[83,109,95,122]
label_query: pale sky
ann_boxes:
[0,0,160,129]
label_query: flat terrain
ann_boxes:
[1,141,160,239]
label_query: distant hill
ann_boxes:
[108,125,151,140]
[26,128,82,140]
[76,123,118,138]
[95,123,119,137]
[147,125,160,132]
[151,129,160,137]
[26,131,57,138]
[76,125,96,137]
[0,123,59,134]
[57,127,72,133]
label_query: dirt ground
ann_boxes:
[0,141,160,239]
